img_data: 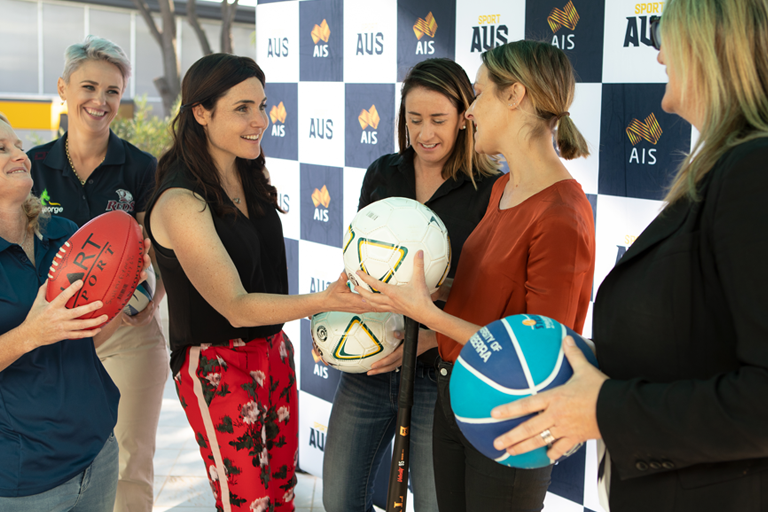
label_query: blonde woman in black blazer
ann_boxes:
[487,0,768,511]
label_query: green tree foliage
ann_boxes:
[111,95,179,158]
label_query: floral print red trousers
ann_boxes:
[174,332,297,512]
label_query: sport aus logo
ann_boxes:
[267,37,289,57]
[356,32,384,55]
[470,14,508,53]
[623,3,663,47]
[309,118,333,139]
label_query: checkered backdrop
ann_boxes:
[255,1,690,510]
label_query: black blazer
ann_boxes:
[593,138,768,512]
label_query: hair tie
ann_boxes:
[179,103,192,112]
[556,111,570,121]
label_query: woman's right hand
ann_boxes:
[322,272,375,314]
[21,281,109,349]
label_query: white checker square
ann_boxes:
[298,81,346,168]
[564,83,602,195]
[343,0,397,83]
[343,166,366,231]
[602,0,667,83]
[256,1,300,83]
[267,156,301,241]
[298,239,344,295]
[593,193,664,294]
[298,390,333,477]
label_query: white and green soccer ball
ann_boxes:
[310,311,404,373]
[343,197,451,294]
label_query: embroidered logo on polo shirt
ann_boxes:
[40,188,63,214]
[106,189,135,213]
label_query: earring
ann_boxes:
[460,125,466,130]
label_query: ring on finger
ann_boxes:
[540,428,556,446]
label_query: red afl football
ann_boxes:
[46,210,144,324]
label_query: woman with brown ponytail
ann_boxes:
[356,40,595,511]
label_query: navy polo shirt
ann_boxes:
[28,130,156,227]
[0,217,119,497]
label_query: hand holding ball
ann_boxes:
[46,210,144,325]
[343,197,451,294]
[449,314,598,468]
[310,311,403,373]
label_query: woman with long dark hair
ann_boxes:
[143,53,367,511]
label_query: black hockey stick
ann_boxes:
[386,316,419,512]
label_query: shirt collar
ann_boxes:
[44,130,126,173]
[395,146,473,203]
[0,215,69,256]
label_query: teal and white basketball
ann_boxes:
[450,314,598,468]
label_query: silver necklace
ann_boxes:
[232,197,241,204]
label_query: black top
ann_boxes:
[144,162,288,375]
[28,131,156,226]
[360,147,501,365]
[593,138,768,511]
[359,147,501,279]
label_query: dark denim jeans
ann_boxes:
[323,365,439,512]
[434,359,552,512]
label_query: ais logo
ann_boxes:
[548,1,579,50]
[413,12,438,55]
[267,37,289,58]
[626,113,662,165]
[312,185,331,222]
[311,349,329,379]
[270,101,287,138]
[623,3,663,47]
[470,14,508,53]
[356,32,383,56]
[358,105,380,145]
[311,19,331,57]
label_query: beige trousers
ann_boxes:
[97,314,169,512]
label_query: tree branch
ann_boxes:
[130,0,163,48]
[187,0,213,55]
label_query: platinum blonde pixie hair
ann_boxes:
[62,35,131,86]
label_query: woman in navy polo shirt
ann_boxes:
[0,113,122,509]
[28,36,168,512]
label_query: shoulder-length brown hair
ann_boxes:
[155,53,277,217]
[398,58,499,186]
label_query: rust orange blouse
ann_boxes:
[437,174,596,362]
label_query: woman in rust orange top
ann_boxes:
[356,40,596,512]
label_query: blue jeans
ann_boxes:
[0,432,118,512]
[323,365,439,512]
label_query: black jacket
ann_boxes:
[594,138,768,511]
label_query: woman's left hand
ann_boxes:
[490,336,609,460]
[121,300,157,327]
[355,251,436,324]
[121,237,155,328]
